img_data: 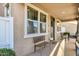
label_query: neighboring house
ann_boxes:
[0,3,61,55]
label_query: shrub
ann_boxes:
[0,48,16,56]
[63,32,70,35]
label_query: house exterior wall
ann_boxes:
[0,3,61,55]
[0,3,4,16]
[11,3,51,55]
[11,4,34,55]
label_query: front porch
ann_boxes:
[27,37,76,56]
[0,3,79,56]
[27,41,57,56]
[65,38,76,56]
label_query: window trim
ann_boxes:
[24,4,48,38]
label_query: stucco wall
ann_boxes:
[11,4,34,56]
[11,3,50,56]
[0,3,4,16]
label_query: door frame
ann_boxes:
[50,17,55,40]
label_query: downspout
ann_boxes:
[76,16,79,42]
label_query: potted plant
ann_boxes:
[63,32,70,35]
[63,32,70,39]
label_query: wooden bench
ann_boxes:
[33,36,48,52]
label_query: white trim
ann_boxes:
[24,4,27,36]
[24,33,48,38]
[24,3,49,38]
[27,19,38,22]
[38,11,40,34]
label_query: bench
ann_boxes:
[33,36,48,52]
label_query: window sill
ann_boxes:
[24,33,48,38]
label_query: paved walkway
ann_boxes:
[65,38,76,56]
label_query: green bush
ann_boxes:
[63,32,70,35]
[0,48,16,56]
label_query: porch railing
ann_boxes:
[50,39,66,56]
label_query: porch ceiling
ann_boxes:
[32,3,79,21]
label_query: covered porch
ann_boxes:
[0,3,79,56]
[26,3,79,56]
[28,37,76,56]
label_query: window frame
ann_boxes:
[24,4,48,38]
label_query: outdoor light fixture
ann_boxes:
[77,15,79,18]
[76,8,79,19]
[78,8,79,12]
[62,11,66,14]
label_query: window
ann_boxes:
[40,13,46,22]
[27,21,38,34]
[27,6,38,20]
[27,6,38,34]
[40,13,46,33]
[25,5,47,37]
[40,23,46,33]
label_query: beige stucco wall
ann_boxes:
[11,3,50,56]
[11,4,34,56]
[0,3,4,16]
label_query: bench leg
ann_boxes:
[34,45,36,52]
[44,43,46,48]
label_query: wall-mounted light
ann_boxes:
[62,11,66,14]
[78,8,79,12]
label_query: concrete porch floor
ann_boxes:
[26,38,76,56]
[65,38,76,56]
[27,42,57,56]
